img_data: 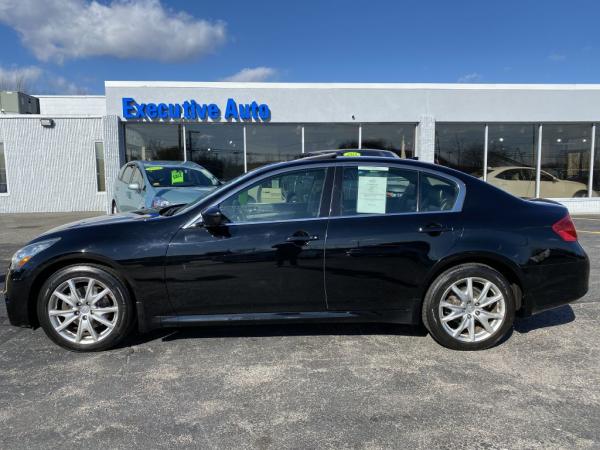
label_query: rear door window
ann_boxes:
[336,165,460,215]
[339,166,418,215]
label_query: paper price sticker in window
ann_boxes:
[356,166,389,214]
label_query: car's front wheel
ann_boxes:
[422,263,515,350]
[37,265,134,352]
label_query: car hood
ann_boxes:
[154,186,217,204]
[41,211,159,236]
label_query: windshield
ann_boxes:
[144,166,220,188]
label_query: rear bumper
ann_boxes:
[520,255,589,316]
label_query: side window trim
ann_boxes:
[329,161,465,218]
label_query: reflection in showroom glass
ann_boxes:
[186,124,244,181]
[361,124,416,158]
[435,124,485,177]
[125,123,182,161]
[540,124,594,198]
[487,124,537,197]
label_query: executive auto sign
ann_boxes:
[122,97,271,121]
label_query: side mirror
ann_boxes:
[128,183,141,191]
[201,205,225,228]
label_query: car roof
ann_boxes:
[490,166,535,171]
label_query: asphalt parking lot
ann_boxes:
[1,212,599,449]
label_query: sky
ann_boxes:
[0,0,599,94]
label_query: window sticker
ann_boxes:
[343,151,361,157]
[356,166,389,214]
[171,170,184,184]
[145,166,163,172]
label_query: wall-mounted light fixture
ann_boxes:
[40,118,55,128]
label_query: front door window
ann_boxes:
[220,168,327,223]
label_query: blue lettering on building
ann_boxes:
[122,97,271,122]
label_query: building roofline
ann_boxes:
[33,94,105,98]
[105,81,600,90]
[0,114,104,119]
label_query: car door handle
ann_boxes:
[418,223,452,234]
[286,234,319,242]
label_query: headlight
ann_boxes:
[10,238,61,270]
[152,196,171,209]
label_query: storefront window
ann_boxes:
[361,124,416,158]
[304,124,358,152]
[487,124,537,197]
[94,142,105,192]
[435,124,485,177]
[540,124,592,198]
[246,124,302,171]
[0,142,7,193]
[187,124,244,181]
[125,123,182,162]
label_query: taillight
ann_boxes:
[552,215,578,242]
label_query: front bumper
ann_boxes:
[4,267,33,327]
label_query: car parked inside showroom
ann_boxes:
[484,166,596,198]
[111,160,221,213]
[5,151,589,351]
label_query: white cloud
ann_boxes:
[457,72,482,83]
[222,67,277,82]
[0,65,42,90]
[548,53,566,62]
[0,65,89,94]
[46,76,88,95]
[0,0,227,63]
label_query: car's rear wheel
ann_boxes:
[37,265,134,352]
[574,190,588,198]
[422,263,515,350]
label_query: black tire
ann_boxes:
[574,190,588,198]
[422,263,515,351]
[37,265,134,352]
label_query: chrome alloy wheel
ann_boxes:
[47,277,119,345]
[438,277,506,343]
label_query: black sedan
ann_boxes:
[4,153,589,351]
